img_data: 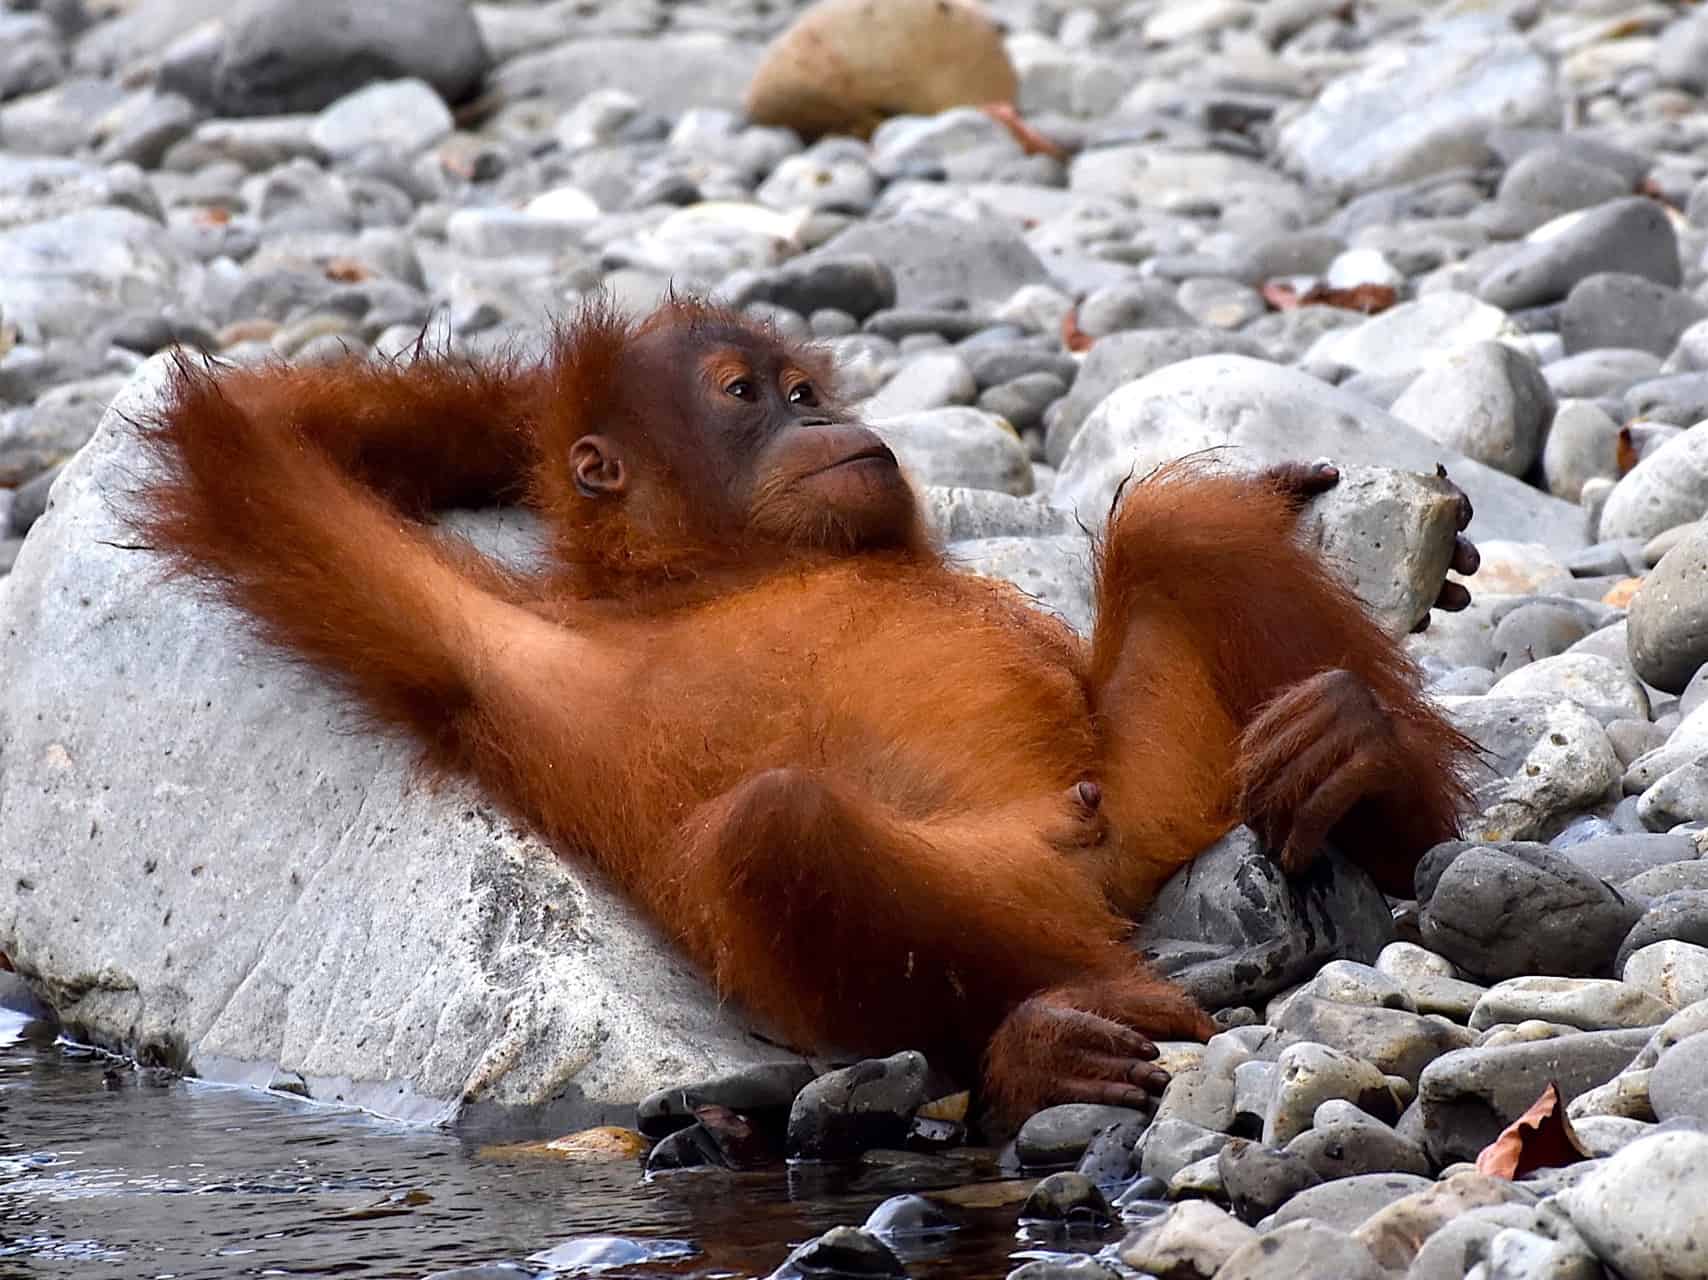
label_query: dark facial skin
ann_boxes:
[570,322,918,554]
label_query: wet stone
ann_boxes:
[1018,1172,1112,1227]
[787,1052,930,1161]
[767,1226,906,1280]
[1218,1138,1322,1226]
[1015,1104,1146,1169]
[1119,1199,1257,1280]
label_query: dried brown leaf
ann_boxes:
[1474,1082,1590,1180]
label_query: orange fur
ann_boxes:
[126,299,1472,1129]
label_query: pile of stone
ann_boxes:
[8,0,1708,1275]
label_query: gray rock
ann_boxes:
[1054,355,1581,554]
[1304,293,1517,380]
[1016,1104,1146,1169]
[920,488,1075,544]
[1629,522,1708,693]
[1417,842,1642,981]
[1626,373,1708,427]
[1487,653,1650,725]
[1494,148,1633,223]
[1276,29,1556,197]
[1295,466,1467,637]
[1624,863,1708,898]
[948,536,1092,635]
[1416,1028,1649,1164]
[869,407,1031,495]
[1271,995,1474,1085]
[1133,827,1395,1011]
[1479,198,1680,311]
[1493,603,1596,677]
[786,1052,929,1160]
[1043,329,1267,464]
[1219,1139,1323,1225]
[1542,348,1663,400]
[1438,697,1621,843]
[0,358,784,1126]
[0,207,182,344]
[1468,977,1674,1033]
[1618,892,1708,973]
[1075,280,1192,338]
[1656,10,1708,93]
[1390,341,1555,477]
[497,36,757,118]
[806,214,1050,310]
[1623,941,1708,1011]
[307,79,453,160]
[1215,1220,1387,1280]
[1287,1105,1432,1180]
[977,372,1065,432]
[862,353,976,417]
[1600,424,1708,545]
[1562,835,1696,886]
[1406,1206,1544,1280]
[1560,1130,1708,1280]
[1263,1042,1392,1146]
[1649,1030,1708,1123]
[198,0,489,117]
[1562,274,1708,358]
[636,1061,818,1138]
[1305,960,1414,1011]
[1138,1118,1231,1185]
[1118,1199,1257,1280]
[1266,1172,1434,1233]
[1541,400,1620,504]
[1355,1173,1538,1273]
[724,255,895,323]
[1153,1065,1235,1133]
[769,1227,903,1280]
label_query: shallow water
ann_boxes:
[0,1009,1126,1279]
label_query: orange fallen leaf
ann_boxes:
[1617,426,1641,475]
[979,101,1069,161]
[1262,280,1397,315]
[1474,1082,1590,1180]
[1061,306,1094,353]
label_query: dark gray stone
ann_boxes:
[1492,603,1593,677]
[1616,891,1708,973]
[1016,1104,1146,1169]
[1478,198,1679,311]
[187,0,490,117]
[1649,1030,1708,1123]
[1285,1108,1432,1181]
[636,1061,818,1139]
[1417,842,1643,981]
[1133,828,1395,1010]
[768,1227,904,1280]
[1561,273,1708,358]
[723,255,897,323]
[809,214,1050,310]
[1416,1029,1649,1164]
[1626,373,1708,427]
[1019,1172,1112,1227]
[786,1053,930,1160]
[1219,1138,1322,1225]
[1629,521,1708,693]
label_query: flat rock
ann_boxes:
[806,214,1051,309]
[1468,977,1674,1033]
[1478,197,1681,310]
[1276,29,1556,196]
[0,358,786,1126]
[1214,1220,1387,1280]
[1265,1172,1434,1234]
[1051,355,1584,555]
[1416,1028,1650,1164]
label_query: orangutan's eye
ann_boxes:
[788,384,818,407]
[725,380,755,401]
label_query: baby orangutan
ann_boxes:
[131,298,1476,1129]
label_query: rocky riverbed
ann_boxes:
[8,0,1708,1277]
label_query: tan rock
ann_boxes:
[744,0,1018,139]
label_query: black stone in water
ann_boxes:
[645,1122,729,1172]
[863,1193,957,1240]
[1017,1172,1112,1228]
[767,1226,907,1279]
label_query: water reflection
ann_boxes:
[0,1029,1118,1278]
